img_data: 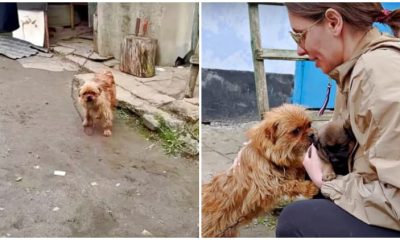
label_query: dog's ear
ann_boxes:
[265,121,279,144]
[246,113,279,145]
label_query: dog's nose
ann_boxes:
[308,132,315,142]
[87,96,93,102]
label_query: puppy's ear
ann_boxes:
[343,119,355,139]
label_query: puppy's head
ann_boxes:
[247,104,313,167]
[79,81,102,105]
[312,119,355,174]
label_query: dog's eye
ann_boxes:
[292,128,301,135]
[307,122,312,129]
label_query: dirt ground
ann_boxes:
[0,56,198,237]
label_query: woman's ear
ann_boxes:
[325,8,343,36]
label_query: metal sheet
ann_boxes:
[0,35,39,59]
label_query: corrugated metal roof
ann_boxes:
[0,36,39,59]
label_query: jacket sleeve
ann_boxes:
[321,53,400,231]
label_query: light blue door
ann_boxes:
[292,3,400,109]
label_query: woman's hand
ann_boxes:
[303,144,323,188]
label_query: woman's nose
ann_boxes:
[297,45,307,56]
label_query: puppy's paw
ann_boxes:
[322,172,336,181]
[103,129,112,137]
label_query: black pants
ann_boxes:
[276,199,400,237]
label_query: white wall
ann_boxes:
[97,3,196,66]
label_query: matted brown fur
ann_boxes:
[201,104,319,237]
[79,71,117,137]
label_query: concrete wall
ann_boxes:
[202,69,294,123]
[97,3,196,66]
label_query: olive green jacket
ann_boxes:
[321,27,400,231]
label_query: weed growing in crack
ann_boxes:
[157,117,186,156]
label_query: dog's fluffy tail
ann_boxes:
[101,70,115,85]
[94,70,115,88]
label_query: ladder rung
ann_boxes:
[250,3,284,6]
[256,48,310,61]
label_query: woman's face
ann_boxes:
[288,12,344,74]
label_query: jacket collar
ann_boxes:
[328,28,388,92]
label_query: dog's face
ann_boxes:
[311,119,355,174]
[247,104,313,167]
[79,82,102,105]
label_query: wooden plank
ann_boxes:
[256,48,310,61]
[248,3,269,119]
[70,3,74,30]
[185,42,199,98]
[191,3,199,52]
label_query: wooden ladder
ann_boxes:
[248,3,309,119]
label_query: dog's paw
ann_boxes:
[84,126,94,136]
[322,172,336,181]
[82,119,88,127]
[103,129,112,137]
[303,180,320,198]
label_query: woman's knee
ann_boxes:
[275,200,309,237]
[276,199,336,237]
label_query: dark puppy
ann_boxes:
[310,119,356,181]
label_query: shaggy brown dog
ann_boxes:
[202,104,319,237]
[310,119,356,181]
[79,71,116,137]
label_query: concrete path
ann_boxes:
[0,56,198,237]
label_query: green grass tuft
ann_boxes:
[157,117,186,156]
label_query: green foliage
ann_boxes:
[157,117,186,156]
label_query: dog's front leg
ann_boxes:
[281,180,319,199]
[102,108,113,137]
[82,109,94,135]
[82,109,93,127]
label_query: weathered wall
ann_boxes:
[97,3,195,66]
[202,69,294,123]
